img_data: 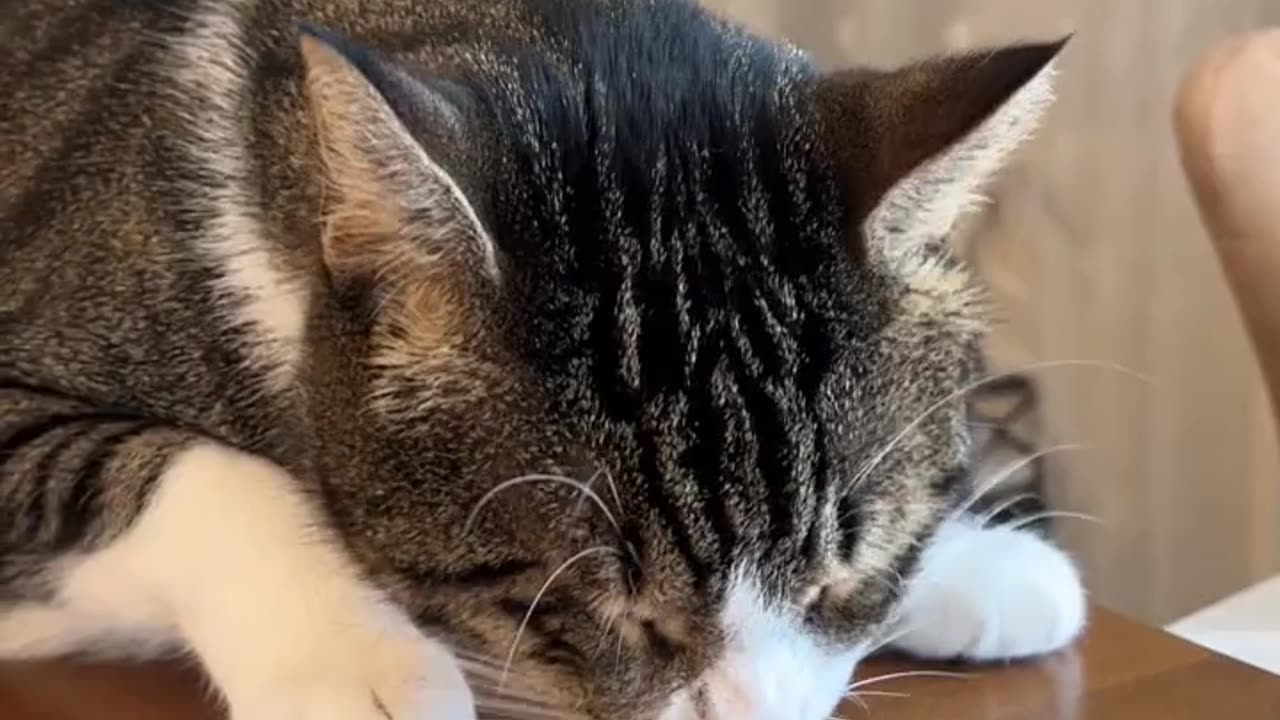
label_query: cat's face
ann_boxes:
[299,12,1061,720]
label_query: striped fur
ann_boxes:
[0,2,1078,719]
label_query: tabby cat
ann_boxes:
[0,1,1085,718]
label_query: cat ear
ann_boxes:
[816,39,1068,256]
[298,27,499,285]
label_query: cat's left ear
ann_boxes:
[816,38,1068,255]
[298,27,499,286]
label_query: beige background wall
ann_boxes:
[703,0,1280,624]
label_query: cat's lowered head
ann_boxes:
[0,1,1074,719]
[292,8,1065,718]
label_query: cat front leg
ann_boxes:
[887,515,1087,662]
[46,441,474,720]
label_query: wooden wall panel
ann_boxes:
[703,0,1280,623]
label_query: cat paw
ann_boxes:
[226,632,475,720]
[887,517,1086,662]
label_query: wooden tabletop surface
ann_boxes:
[0,607,1276,719]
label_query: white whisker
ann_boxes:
[866,622,920,656]
[979,491,1040,526]
[600,466,624,519]
[953,443,1089,519]
[572,468,606,515]
[847,669,971,692]
[1000,510,1103,532]
[845,359,1149,495]
[592,605,621,660]
[613,622,626,674]
[502,546,621,687]
[855,690,911,699]
[466,474,622,537]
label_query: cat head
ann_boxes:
[297,5,1062,719]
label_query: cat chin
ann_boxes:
[887,516,1088,662]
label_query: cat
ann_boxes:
[0,1,1086,718]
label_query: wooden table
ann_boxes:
[0,608,1276,719]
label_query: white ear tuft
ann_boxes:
[816,38,1068,263]
[865,59,1059,251]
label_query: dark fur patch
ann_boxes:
[426,0,870,580]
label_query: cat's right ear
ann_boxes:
[815,39,1067,259]
[298,26,499,287]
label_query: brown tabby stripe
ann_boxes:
[639,435,711,588]
[0,411,138,463]
[837,496,862,562]
[1,409,159,552]
[2,17,161,248]
[14,420,102,544]
[51,421,160,550]
[0,379,79,400]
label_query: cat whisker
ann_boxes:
[842,688,911,715]
[999,509,1103,532]
[978,491,1042,526]
[502,546,621,687]
[845,359,1149,496]
[574,466,624,519]
[613,619,626,674]
[599,466,624,523]
[573,468,641,571]
[592,604,621,660]
[571,468,606,516]
[952,443,1090,520]
[466,474,622,538]
[846,669,971,692]
[866,621,921,656]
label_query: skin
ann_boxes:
[1176,29,1280,426]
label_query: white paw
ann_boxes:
[110,443,478,720]
[888,517,1086,662]
[227,631,475,720]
